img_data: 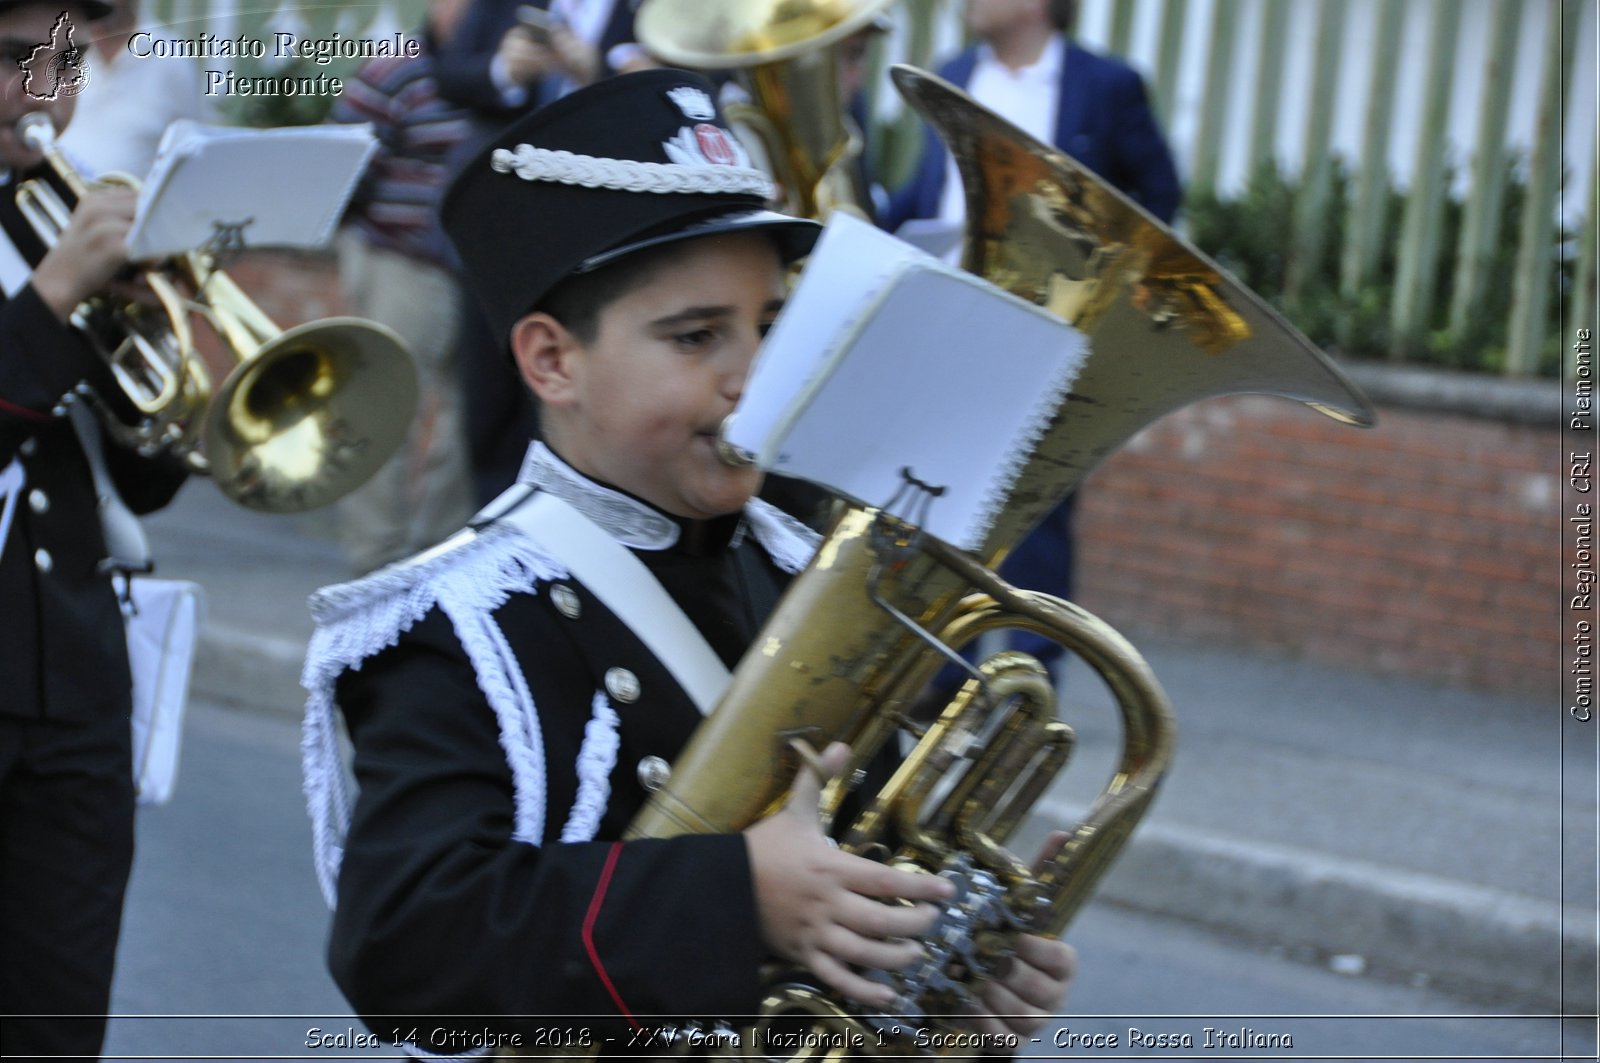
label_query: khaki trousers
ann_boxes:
[335,232,476,573]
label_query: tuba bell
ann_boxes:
[634,0,891,219]
[622,67,1376,1050]
[13,112,418,514]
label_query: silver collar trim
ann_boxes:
[516,442,680,550]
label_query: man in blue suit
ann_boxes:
[883,0,1180,679]
[883,0,1180,230]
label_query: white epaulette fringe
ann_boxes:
[744,496,821,574]
[300,523,566,908]
[300,497,821,909]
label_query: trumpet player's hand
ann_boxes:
[969,830,1079,1044]
[31,185,137,323]
[745,742,955,1010]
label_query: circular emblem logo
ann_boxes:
[693,123,737,167]
[47,49,88,98]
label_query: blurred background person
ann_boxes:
[881,0,1181,679]
[434,0,651,124]
[882,0,1180,231]
[434,0,653,505]
[57,0,219,179]
[326,0,477,573]
[0,2,189,1058]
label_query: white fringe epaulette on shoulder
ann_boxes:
[745,496,821,574]
[300,521,568,908]
[299,495,822,910]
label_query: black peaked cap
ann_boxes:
[441,69,820,344]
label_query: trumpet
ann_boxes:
[14,112,418,514]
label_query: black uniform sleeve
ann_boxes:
[0,283,186,506]
[328,608,764,1048]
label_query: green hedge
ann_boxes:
[1184,160,1572,378]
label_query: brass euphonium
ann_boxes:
[634,0,890,218]
[624,67,1376,1050]
[13,112,418,513]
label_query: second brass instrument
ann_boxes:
[14,113,418,514]
[621,66,1376,1051]
[634,0,889,219]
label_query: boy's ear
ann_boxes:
[510,312,580,406]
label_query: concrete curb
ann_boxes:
[193,624,308,717]
[1063,810,1592,1012]
[192,625,1591,1011]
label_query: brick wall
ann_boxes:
[228,252,1559,695]
[1073,395,1558,695]
[226,250,348,325]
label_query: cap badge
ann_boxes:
[663,123,752,171]
[665,85,716,120]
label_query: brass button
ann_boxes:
[549,584,581,619]
[637,756,671,792]
[27,489,47,514]
[604,667,641,704]
[34,548,52,573]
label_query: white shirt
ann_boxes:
[935,34,1065,229]
[58,34,219,180]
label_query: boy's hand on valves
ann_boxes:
[745,741,954,1010]
[970,830,1078,1040]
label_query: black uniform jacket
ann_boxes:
[302,444,822,1049]
[0,173,186,721]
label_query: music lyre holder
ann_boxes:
[865,468,992,702]
[199,217,253,268]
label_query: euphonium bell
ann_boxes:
[13,112,418,513]
[634,0,891,219]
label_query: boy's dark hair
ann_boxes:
[535,229,783,347]
[536,239,684,346]
[1048,0,1079,32]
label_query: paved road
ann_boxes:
[99,699,1594,1062]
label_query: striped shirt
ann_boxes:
[332,41,475,268]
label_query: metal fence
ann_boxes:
[867,0,1596,378]
[145,0,1596,377]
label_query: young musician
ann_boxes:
[0,1,188,1058]
[302,69,1074,1053]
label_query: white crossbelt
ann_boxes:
[0,456,22,566]
[496,489,732,715]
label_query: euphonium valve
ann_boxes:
[12,113,418,513]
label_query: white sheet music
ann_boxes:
[127,121,376,260]
[727,213,1088,552]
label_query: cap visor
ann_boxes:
[576,209,823,274]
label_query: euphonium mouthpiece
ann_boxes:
[715,414,755,467]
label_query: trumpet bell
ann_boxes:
[202,318,418,514]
